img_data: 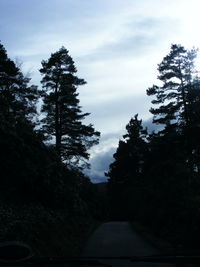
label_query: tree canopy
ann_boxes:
[0,43,38,125]
[40,47,100,167]
[107,44,200,246]
[0,42,102,214]
[147,45,198,127]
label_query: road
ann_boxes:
[82,222,173,267]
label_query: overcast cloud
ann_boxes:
[1,0,200,182]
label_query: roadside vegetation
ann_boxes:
[2,41,200,254]
[0,42,103,256]
[107,44,200,250]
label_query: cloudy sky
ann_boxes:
[1,0,200,182]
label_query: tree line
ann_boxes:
[106,44,200,247]
[0,42,103,218]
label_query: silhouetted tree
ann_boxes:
[143,45,200,242]
[107,114,147,185]
[40,47,100,166]
[185,79,200,171]
[106,115,148,219]
[147,44,199,171]
[0,43,38,125]
[147,44,197,126]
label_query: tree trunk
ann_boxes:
[55,82,61,159]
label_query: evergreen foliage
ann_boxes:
[0,42,103,218]
[0,43,38,125]
[106,115,148,219]
[107,44,200,247]
[40,47,100,166]
[147,44,197,127]
[3,38,200,250]
[106,114,147,186]
[147,44,200,171]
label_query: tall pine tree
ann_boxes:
[40,47,100,166]
[147,44,200,171]
[147,44,197,127]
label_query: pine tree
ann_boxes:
[40,47,100,166]
[147,44,200,171]
[147,44,197,127]
[106,115,147,220]
[186,78,200,171]
[0,43,38,125]
[107,114,147,185]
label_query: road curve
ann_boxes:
[82,221,172,267]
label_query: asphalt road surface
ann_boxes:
[82,222,174,267]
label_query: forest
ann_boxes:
[107,44,200,249]
[1,42,200,254]
[0,42,106,256]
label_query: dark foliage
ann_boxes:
[0,43,38,125]
[0,42,105,249]
[107,44,200,248]
[106,114,148,219]
[40,47,100,167]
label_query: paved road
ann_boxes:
[82,222,173,267]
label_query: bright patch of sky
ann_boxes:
[1,0,200,182]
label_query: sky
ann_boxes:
[1,0,200,183]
